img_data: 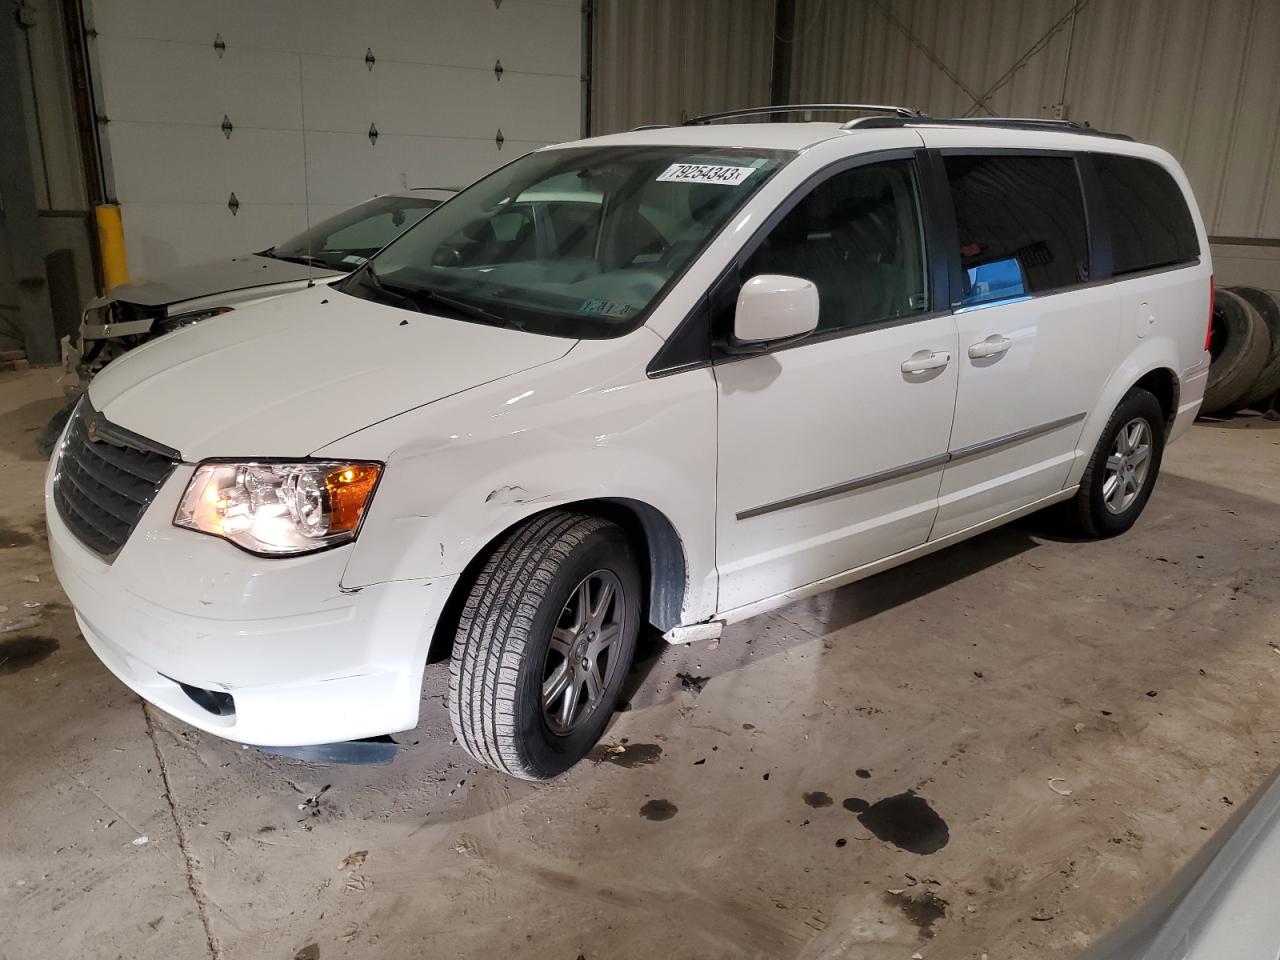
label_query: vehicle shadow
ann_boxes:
[1,395,72,463]
[1202,415,1280,431]
[203,515,1048,829]
[616,520,1044,713]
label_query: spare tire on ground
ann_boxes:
[1229,286,1280,411]
[1203,288,1271,416]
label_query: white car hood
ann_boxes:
[104,254,343,308]
[87,286,576,460]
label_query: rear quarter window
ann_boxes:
[1094,154,1200,276]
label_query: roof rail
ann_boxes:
[843,114,1133,141]
[679,103,924,126]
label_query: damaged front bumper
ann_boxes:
[46,462,457,747]
[62,299,165,392]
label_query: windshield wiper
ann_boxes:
[410,286,516,328]
[354,263,420,312]
[350,265,519,328]
[265,250,333,269]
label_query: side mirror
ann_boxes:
[732,274,819,351]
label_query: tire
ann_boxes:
[1203,289,1269,415]
[448,511,641,780]
[1067,388,1166,538]
[1230,286,1280,411]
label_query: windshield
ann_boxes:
[268,195,444,272]
[346,145,790,338]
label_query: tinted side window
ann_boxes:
[1094,154,1199,275]
[944,155,1089,306]
[326,207,436,252]
[743,160,928,334]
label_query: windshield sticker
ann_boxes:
[342,255,368,265]
[579,298,635,319]
[656,163,755,186]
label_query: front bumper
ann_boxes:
[46,463,457,746]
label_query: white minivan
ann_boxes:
[47,106,1211,780]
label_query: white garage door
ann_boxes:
[88,0,582,279]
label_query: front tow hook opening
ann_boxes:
[168,676,236,717]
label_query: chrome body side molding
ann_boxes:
[736,411,1087,521]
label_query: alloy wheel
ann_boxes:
[1103,417,1153,514]
[541,569,624,735]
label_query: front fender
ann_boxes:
[322,333,720,624]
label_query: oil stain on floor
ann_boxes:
[887,888,949,938]
[0,523,36,549]
[0,636,58,675]
[842,791,949,854]
[639,799,678,821]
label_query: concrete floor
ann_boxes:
[3,366,1279,960]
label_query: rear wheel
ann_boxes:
[447,511,641,780]
[1067,388,1166,538]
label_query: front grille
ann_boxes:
[53,401,179,560]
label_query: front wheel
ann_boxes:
[1067,387,1166,538]
[448,511,641,780]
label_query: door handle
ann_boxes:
[900,350,952,374]
[968,335,1012,359]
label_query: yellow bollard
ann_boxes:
[94,204,129,292]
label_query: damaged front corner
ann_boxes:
[484,484,553,506]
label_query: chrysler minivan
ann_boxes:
[47,107,1211,780]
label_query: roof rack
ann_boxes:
[686,103,926,126]
[629,105,1133,141]
[627,103,921,130]
[843,114,1133,141]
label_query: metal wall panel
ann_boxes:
[788,0,1280,239]
[88,0,582,278]
[591,0,775,134]
[15,0,88,211]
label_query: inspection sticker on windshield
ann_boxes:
[656,163,755,186]
[579,298,635,319]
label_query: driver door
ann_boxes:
[714,154,959,612]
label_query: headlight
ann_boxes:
[174,461,382,556]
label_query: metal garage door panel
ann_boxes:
[89,0,581,276]
[299,132,524,203]
[91,0,226,46]
[109,122,305,206]
[373,133,546,189]
[119,202,307,280]
[83,0,587,72]
[406,67,579,142]
[97,36,304,130]
[351,0,581,75]
[299,56,578,143]
[297,132,413,206]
